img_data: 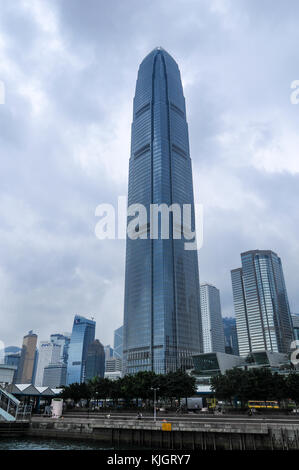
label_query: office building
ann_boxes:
[105,356,123,379]
[223,317,239,356]
[231,250,294,356]
[50,333,70,364]
[85,339,105,381]
[104,345,114,361]
[105,357,122,373]
[0,364,17,385]
[43,363,67,388]
[67,315,96,384]
[123,47,203,374]
[35,341,61,386]
[200,284,225,353]
[291,314,299,341]
[5,351,21,383]
[16,331,38,384]
[113,326,123,360]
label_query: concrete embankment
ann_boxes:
[27,416,299,450]
[0,421,29,437]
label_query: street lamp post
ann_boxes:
[151,387,159,422]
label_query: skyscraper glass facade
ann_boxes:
[231,250,294,356]
[123,48,202,375]
[85,339,105,380]
[223,317,239,356]
[113,326,123,360]
[291,314,299,341]
[200,284,225,353]
[67,315,95,384]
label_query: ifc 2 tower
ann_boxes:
[123,48,203,375]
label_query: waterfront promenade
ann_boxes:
[26,412,299,450]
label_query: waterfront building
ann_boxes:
[43,363,67,388]
[200,284,225,353]
[35,341,61,387]
[16,331,38,384]
[192,350,289,377]
[113,326,123,360]
[223,317,239,356]
[231,250,294,356]
[193,352,245,377]
[67,315,96,384]
[85,339,105,380]
[50,333,70,364]
[123,47,203,375]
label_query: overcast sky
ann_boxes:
[1,0,299,349]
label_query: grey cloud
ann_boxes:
[0,0,299,348]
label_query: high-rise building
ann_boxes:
[105,357,122,373]
[16,331,38,384]
[4,351,21,383]
[35,341,61,386]
[4,352,21,368]
[231,250,294,356]
[113,326,123,360]
[85,339,105,381]
[104,345,114,361]
[43,363,67,388]
[4,347,22,377]
[123,47,202,375]
[50,333,70,364]
[223,317,239,356]
[200,284,225,353]
[291,314,299,341]
[67,315,96,384]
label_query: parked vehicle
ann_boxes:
[180,397,203,412]
[248,400,279,409]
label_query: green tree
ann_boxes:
[163,371,196,404]
[60,382,91,404]
[285,372,299,406]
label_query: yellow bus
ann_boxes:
[206,398,218,409]
[248,400,279,409]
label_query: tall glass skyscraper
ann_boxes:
[67,315,96,384]
[113,326,123,360]
[123,48,202,375]
[200,284,225,354]
[85,339,105,381]
[223,317,239,356]
[231,250,294,356]
[291,313,299,341]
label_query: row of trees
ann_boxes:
[60,370,196,406]
[210,368,299,407]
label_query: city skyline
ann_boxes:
[1,1,299,348]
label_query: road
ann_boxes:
[40,410,299,425]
